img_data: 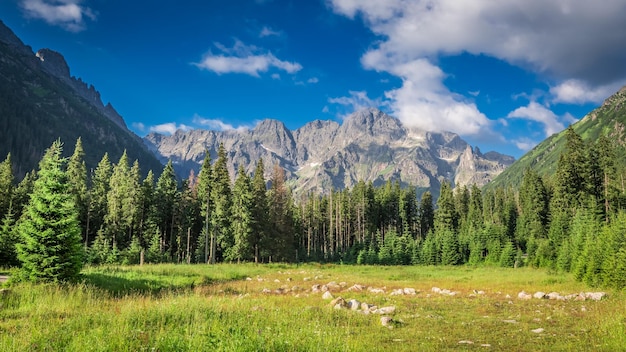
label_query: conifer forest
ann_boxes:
[1,126,626,289]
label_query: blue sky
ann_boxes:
[2,0,626,158]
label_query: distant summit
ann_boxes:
[145,108,514,198]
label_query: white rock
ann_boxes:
[245,277,252,281]
[403,288,417,295]
[348,284,365,292]
[374,306,396,315]
[531,328,544,334]
[390,289,404,296]
[274,279,281,283]
[546,292,561,300]
[458,340,474,345]
[533,292,546,299]
[585,292,607,301]
[518,291,532,300]
[347,299,361,310]
[381,316,394,328]
[368,288,385,294]
[262,288,271,294]
[311,284,321,293]
[432,287,442,293]
[322,291,334,300]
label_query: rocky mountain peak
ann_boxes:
[36,48,70,78]
[341,108,405,140]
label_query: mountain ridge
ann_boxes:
[145,108,514,197]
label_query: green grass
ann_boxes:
[1,264,624,351]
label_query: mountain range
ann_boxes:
[0,20,162,178]
[144,108,515,197]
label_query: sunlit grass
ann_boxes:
[1,264,624,351]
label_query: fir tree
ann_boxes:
[0,205,19,267]
[89,153,113,247]
[228,166,254,262]
[0,153,14,219]
[251,158,269,263]
[211,144,232,262]
[196,151,213,263]
[155,160,179,260]
[16,140,83,282]
[66,138,88,244]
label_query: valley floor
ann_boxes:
[0,264,624,351]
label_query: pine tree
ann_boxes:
[228,166,254,262]
[0,153,14,219]
[418,191,434,240]
[268,164,295,262]
[89,153,112,247]
[0,205,19,267]
[211,144,232,262]
[251,158,269,263]
[155,160,179,261]
[195,152,213,263]
[106,151,135,248]
[12,170,36,218]
[66,138,88,244]
[16,140,83,282]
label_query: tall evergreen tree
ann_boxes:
[106,151,135,248]
[251,158,269,263]
[16,140,83,282]
[211,143,232,262]
[88,153,113,247]
[228,166,254,262]
[196,151,213,263]
[0,153,14,219]
[268,164,295,262]
[66,138,88,243]
[418,191,434,240]
[155,160,179,260]
[0,205,19,267]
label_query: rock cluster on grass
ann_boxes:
[517,291,607,301]
[431,287,458,296]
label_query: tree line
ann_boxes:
[0,127,625,288]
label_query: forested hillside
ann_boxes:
[1,130,625,288]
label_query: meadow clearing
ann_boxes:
[0,264,624,351]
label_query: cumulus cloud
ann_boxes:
[513,137,539,152]
[192,114,252,132]
[307,77,319,84]
[194,40,302,77]
[329,90,383,115]
[20,0,95,32]
[507,101,573,137]
[327,0,626,136]
[149,122,192,135]
[550,79,626,104]
[328,0,626,85]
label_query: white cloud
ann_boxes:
[192,114,252,132]
[327,0,626,136]
[513,137,538,152]
[131,122,145,132]
[550,79,626,104]
[149,122,192,135]
[307,77,319,84]
[20,0,95,32]
[507,101,568,137]
[194,40,302,77]
[329,90,383,115]
[259,26,281,38]
[271,73,280,80]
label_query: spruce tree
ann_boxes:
[211,144,232,262]
[251,158,269,263]
[418,191,434,240]
[16,140,83,282]
[155,160,179,260]
[228,166,254,262]
[0,153,14,219]
[0,205,19,267]
[89,153,113,247]
[196,151,213,263]
[66,138,88,244]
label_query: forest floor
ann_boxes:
[0,264,624,351]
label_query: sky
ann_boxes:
[2,0,626,158]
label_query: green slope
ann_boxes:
[0,25,163,178]
[485,86,626,191]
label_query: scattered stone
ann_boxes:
[581,306,587,312]
[505,294,511,299]
[326,281,341,291]
[368,287,385,294]
[546,292,561,300]
[473,290,485,295]
[432,287,442,293]
[274,279,281,283]
[533,292,546,299]
[348,284,366,292]
[380,316,394,328]
[361,302,376,312]
[330,297,347,309]
[403,288,417,295]
[585,292,607,301]
[481,344,492,347]
[262,288,272,294]
[347,299,361,310]
[322,291,334,300]
[275,288,286,294]
[390,289,404,296]
[518,291,532,300]
[303,277,311,281]
[245,277,252,281]
[339,282,347,287]
[458,340,474,345]
[291,286,301,292]
[373,306,396,315]
[502,319,517,324]
[286,277,292,282]
[531,328,544,334]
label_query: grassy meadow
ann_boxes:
[0,264,624,351]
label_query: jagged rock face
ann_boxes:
[36,49,70,78]
[145,108,515,197]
